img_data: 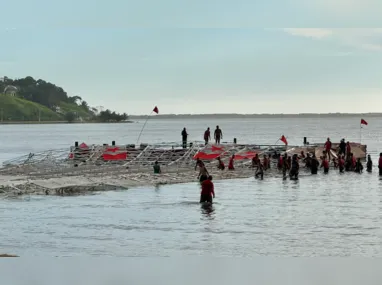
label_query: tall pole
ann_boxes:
[136,111,153,145]
[360,124,362,144]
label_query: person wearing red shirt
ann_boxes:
[200,176,215,203]
[228,155,235,170]
[346,142,351,159]
[324,138,332,161]
[338,155,345,173]
[321,155,329,174]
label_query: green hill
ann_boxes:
[0,94,62,121]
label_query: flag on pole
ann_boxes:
[360,119,368,125]
[153,106,159,114]
[280,135,288,145]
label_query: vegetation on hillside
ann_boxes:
[0,76,128,122]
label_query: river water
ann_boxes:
[1,117,382,257]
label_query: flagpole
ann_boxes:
[136,111,153,145]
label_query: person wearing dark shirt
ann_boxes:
[153,161,161,174]
[255,163,264,180]
[217,157,225,170]
[195,158,204,171]
[200,176,215,203]
[181,128,188,149]
[289,154,299,180]
[310,154,319,174]
[339,139,346,156]
[366,155,372,173]
[214,126,223,144]
[355,158,363,173]
[204,128,211,145]
[379,153,382,175]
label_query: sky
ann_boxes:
[1,0,382,115]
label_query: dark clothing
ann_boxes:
[355,161,363,173]
[153,164,161,174]
[311,158,319,174]
[181,130,188,149]
[200,194,213,203]
[323,168,329,174]
[367,160,372,172]
[339,141,346,154]
[214,129,222,144]
[204,130,210,145]
[199,174,208,183]
[290,160,299,179]
[201,179,215,196]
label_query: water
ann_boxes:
[1,117,382,257]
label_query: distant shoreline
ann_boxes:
[129,113,382,119]
[0,120,135,125]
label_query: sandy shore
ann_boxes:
[0,166,260,197]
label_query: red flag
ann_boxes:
[153,106,159,114]
[360,119,368,125]
[280,135,288,145]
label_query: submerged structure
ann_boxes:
[0,140,367,177]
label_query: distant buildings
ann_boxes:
[3,85,18,96]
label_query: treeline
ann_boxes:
[0,76,129,122]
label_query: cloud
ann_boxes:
[283,28,382,52]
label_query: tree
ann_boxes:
[65,111,76,123]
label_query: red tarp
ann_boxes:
[234,151,257,160]
[193,145,226,160]
[102,147,128,161]
[79,142,88,149]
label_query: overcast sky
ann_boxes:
[1,0,382,115]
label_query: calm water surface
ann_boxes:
[1,117,382,257]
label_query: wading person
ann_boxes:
[289,154,299,180]
[378,153,382,175]
[217,157,225,170]
[263,155,269,171]
[324,138,332,161]
[338,155,345,173]
[255,162,264,180]
[214,126,223,144]
[200,176,215,204]
[228,155,235,170]
[204,127,211,145]
[153,161,161,174]
[366,155,372,173]
[310,154,319,174]
[181,127,188,149]
[321,155,329,174]
[355,158,363,173]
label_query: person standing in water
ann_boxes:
[366,155,372,173]
[310,154,319,174]
[214,126,223,144]
[378,153,382,175]
[338,155,345,173]
[255,162,264,180]
[289,154,299,180]
[321,155,329,174]
[228,155,235,170]
[217,157,225,170]
[339,139,346,156]
[204,127,211,145]
[153,161,161,174]
[282,154,289,179]
[181,128,188,149]
[324,138,332,161]
[355,158,364,173]
[200,176,215,204]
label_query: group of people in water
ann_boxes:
[193,137,381,203]
[181,126,223,148]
